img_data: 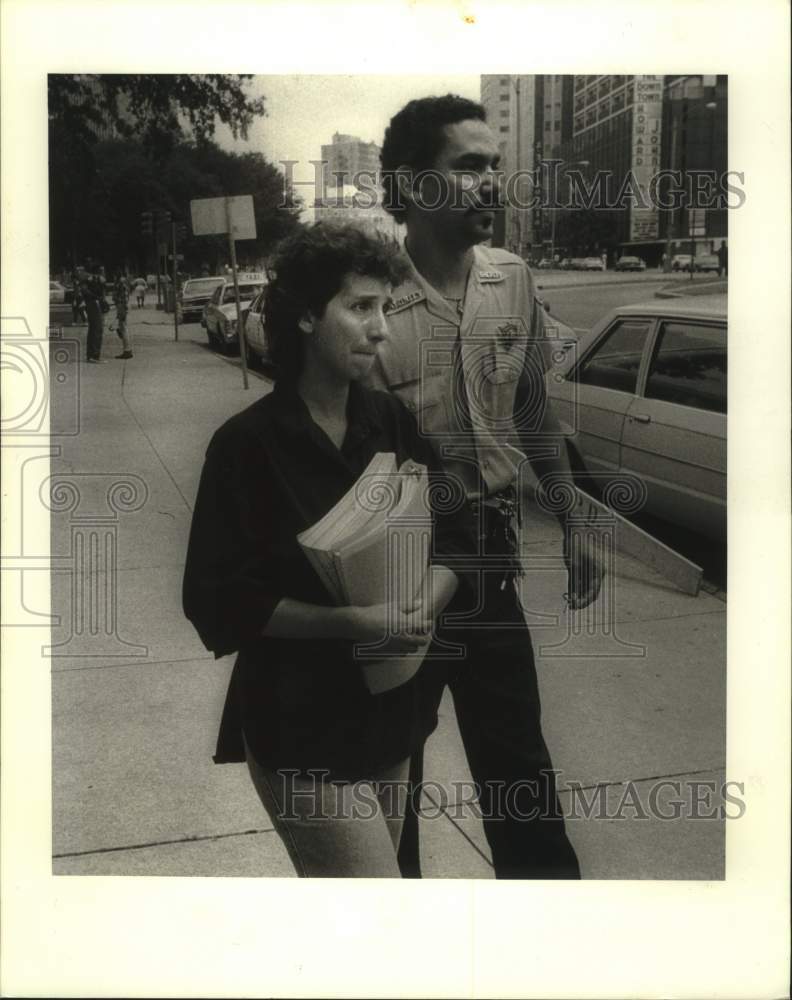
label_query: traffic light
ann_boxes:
[141,211,153,235]
[158,210,172,225]
[176,222,189,240]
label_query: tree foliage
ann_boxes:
[48,75,301,274]
[48,74,266,159]
[50,138,302,274]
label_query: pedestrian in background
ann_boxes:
[113,273,133,359]
[71,271,87,324]
[82,270,107,363]
[717,240,728,277]
[134,277,146,308]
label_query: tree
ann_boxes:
[47,75,303,274]
[49,136,302,275]
[48,74,266,159]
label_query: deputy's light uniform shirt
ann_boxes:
[366,243,549,498]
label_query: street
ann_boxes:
[537,271,722,332]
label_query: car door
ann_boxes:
[206,285,223,333]
[556,316,655,476]
[619,318,726,538]
[245,290,267,356]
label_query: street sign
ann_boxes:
[190,195,257,240]
[190,194,257,390]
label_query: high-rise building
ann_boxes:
[321,132,381,193]
[480,75,513,248]
[480,74,540,255]
[482,73,727,265]
[313,184,400,240]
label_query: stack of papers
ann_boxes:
[297,452,433,693]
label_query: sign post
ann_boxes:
[171,222,180,341]
[224,199,249,389]
[689,209,706,280]
[190,195,257,390]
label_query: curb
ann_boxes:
[535,276,668,292]
[654,279,727,300]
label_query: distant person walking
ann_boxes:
[71,272,87,324]
[134,277,147,308]
[717,240,728,278]
[113,274,133,359]
[82,271,107,363]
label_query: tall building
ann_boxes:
[480,74,539,255]
[480,75,513,247]
[562,74,726,263]
[313,184,400,240]
[483,74,727,265]
[321,132,381,193]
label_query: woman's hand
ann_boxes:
[343,602,432,653]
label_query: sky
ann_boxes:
[216,74,481,214]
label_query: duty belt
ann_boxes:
[468,486,524,591]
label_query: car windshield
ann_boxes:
[184,279,224,295]
[223,284,264,305]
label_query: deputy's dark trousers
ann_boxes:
[398,574,580,879]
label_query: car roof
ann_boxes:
[608,296,726,320]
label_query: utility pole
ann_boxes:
[141,211,154,292]
[171,221,179,341]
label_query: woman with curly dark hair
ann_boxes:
[183,222,474,877]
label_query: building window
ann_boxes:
[500,126,509,133]
[500,93,509,100]
[499,77,509,85]
[500,109,509,117]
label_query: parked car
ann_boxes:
[547,297,726,540]
[203,272,268,352]
[537,259,555,270]
[671,254,693,272]
[179,276,225,322]
[693,253,720,273]
[614,255,647,272]
[569,258,587,270]
[243,287,271,366]
[581,257,606,271]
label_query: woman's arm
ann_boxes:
[263,598,431,653]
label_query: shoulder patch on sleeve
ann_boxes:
[386,288,425,314]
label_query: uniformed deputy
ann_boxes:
[365,94,603,879]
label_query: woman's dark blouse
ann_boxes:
[182,380,476,781]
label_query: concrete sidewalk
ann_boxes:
[50,304,727,879]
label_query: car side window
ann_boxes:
[574,319,652,394]
[223,287,236,305]
[645,321,727,414]
[211,286,222,304]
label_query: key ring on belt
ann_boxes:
[469,486,523,591]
